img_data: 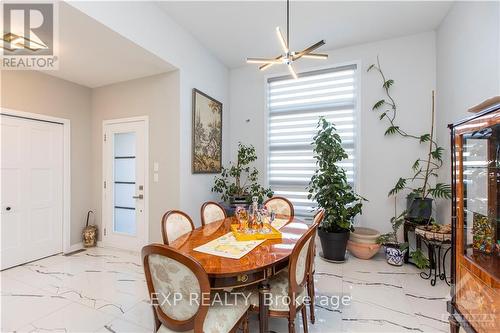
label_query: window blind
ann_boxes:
[267,64,358,220]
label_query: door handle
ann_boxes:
[132,194,144,199]
[5,206,11,211]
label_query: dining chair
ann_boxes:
[307,209,325,324]
[142,244,250,333]
[263,196,294,217]
[248,221,319,333]
[161,210,195,245]
[200,201,227,226]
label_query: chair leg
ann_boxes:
[308,275,316,324]
[288,317,296,333]
[301,306,309,333]
[242,312,249,333]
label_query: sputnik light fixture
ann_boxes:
[246,0,328,79]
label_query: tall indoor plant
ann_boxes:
[212,142,273,204]
[368,57,451,267]
[308,118,365,261]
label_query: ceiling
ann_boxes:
[159,1,453,69]
[42,3,175,88]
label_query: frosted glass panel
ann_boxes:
[115,183,135,208]
[114,208,136,235]
[114,159,135,182]
[113,131,136,236]
[115,132,136,157]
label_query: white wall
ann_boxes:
[1,71,93,245]
[69,1,230,225]
[229,32,436,233]
[91,72,180,244]
[436,1,500,223]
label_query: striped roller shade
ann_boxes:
[267,64,358,220]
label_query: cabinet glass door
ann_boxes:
[461,124,500,273]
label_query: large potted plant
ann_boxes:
[308,118,365,262]
[212,142,273,204]
[368,58,451,224]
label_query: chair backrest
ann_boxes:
[308,209,325,273]
[313,209,325,228]
[287,222,319,312]
[161,210,195,245]
[263,196,294,217]
[200,201,227,226]
[142,244,210,332]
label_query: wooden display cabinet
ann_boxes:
[448,97,500,333]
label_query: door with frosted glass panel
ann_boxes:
[103,119,147,250]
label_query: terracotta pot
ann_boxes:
[347,240,381,260]
[350,227,380,244]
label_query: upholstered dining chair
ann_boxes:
[307,209,325,324]
[248,221,319,333]
[161,210,195,245]
[142,244,250,333]
[263,196,294,217]
[200,201,227,226]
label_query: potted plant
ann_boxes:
[377,199,430,267]
[212,142,273,204]
[368,57,451,224]
[308,118,365,262]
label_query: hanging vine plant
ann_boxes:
[367,57,451,207]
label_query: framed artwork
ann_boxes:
[192,89,223,173]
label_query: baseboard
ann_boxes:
[64,242,83,254]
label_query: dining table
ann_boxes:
[169,215,310,333]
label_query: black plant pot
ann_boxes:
[230,195,250,205]
[406,197,433,222]
[318,228,350,262]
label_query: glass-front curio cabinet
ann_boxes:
[448,97,500,333]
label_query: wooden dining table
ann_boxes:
[169,215,309,333]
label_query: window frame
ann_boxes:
[263,61,362,218]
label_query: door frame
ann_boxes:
[101,116,149,250]
[0,108,72,253]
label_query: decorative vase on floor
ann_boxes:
[384,245,407,266]
[347,227,381,259]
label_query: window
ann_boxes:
[266,64,358,220]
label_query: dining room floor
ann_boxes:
[1,244,451,333]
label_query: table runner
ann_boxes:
[194,232,264,259]
[193,217,291,259]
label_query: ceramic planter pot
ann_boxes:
[350,227,380,244]
[384,245,407,266]
[347,241,380,260]
[318,228,350,262]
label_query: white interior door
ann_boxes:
[103,119,147,251]
[1,115,63,270]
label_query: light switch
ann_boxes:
[153,162,159,172]
[154,173,159,182]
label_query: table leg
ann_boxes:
[442,246,452,286]
[404,223,410,263]
[259,281,270,333]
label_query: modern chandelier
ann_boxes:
[246,0,328,79]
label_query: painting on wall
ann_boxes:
[192,89,222,173]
